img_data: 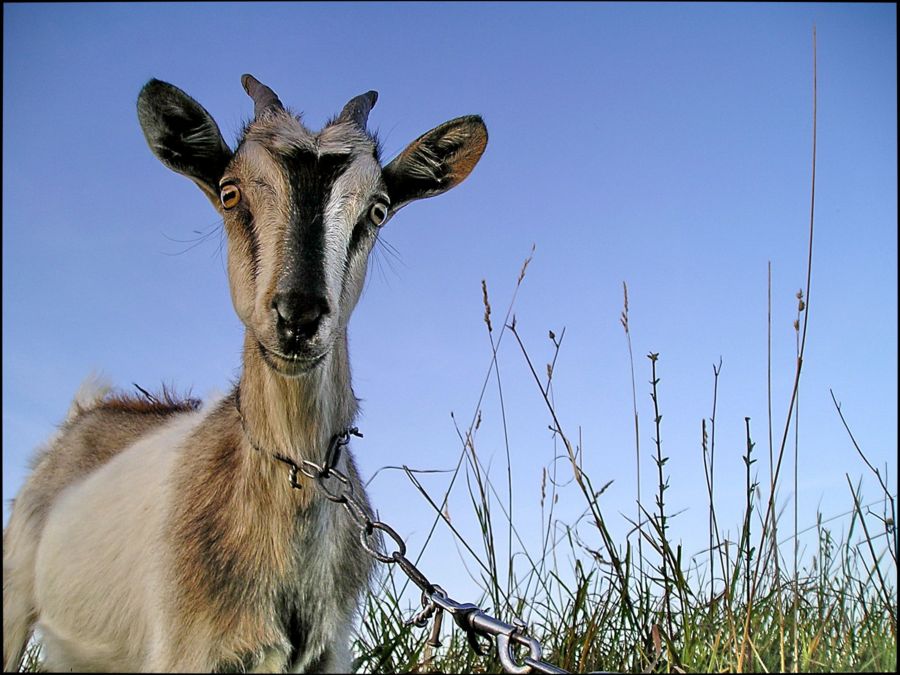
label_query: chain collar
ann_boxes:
[233,388,362,490]
[231,390,570,674]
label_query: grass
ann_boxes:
[349,30,895,673]
[348,262,897,673]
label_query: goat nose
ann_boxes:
[272,292,330,342]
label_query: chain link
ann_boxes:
[285,432,571,675]
[236,391,597,674]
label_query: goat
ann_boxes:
[3,74,487,672]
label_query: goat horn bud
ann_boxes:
[338,91,378,129]
[241,74,284,117]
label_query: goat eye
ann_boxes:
[369,203,388,226]
[220,185,241,210]
[369,202,388,227]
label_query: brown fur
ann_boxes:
[97,386,201,415]
[152,386,370,670]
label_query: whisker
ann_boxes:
[159,219,224,257]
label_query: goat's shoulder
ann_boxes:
[15,383,201,529]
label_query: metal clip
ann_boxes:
[465,611,543,674]
[323,426,363,474]
[272,454,304,490]
[429,590,489,655]
[405,591,437,629]
[426,605,444,649]
[496,630,543,675]
[404,589,445,649]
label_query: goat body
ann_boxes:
[3,75,487,672]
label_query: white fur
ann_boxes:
[33,407,211,672]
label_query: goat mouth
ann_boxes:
[257,342,327,376]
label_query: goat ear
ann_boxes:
[383,115,487,214]
[137,79,233,205]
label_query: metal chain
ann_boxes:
[276,429,570,674]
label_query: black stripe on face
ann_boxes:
[275,148,353,296]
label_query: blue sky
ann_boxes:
[3,3,896,609]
